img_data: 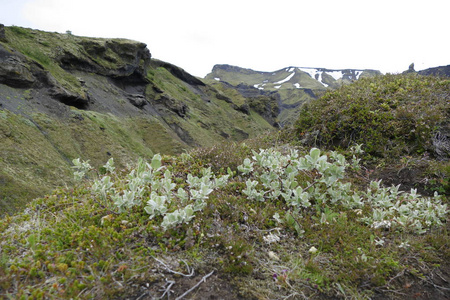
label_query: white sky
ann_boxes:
[0,0,448,77]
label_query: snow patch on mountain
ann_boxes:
[208,65,377,91]
[254,83,265,90]
[298,67,320,80]
[327,71,344,80]
[274,72,295,84]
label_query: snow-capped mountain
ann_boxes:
[205,64,381,126]
[205,64,381,91]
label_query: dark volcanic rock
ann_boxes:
[402,63,416,74]
[48,85,89,108]
[0,44,57,89]
[418,65,450,77]
[153,60,205,86]
[58,39,151,84]
[0,44,37,87]
[0,24,6,42]
[127,94,147,108]
[153,94,189,118]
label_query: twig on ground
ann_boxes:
[159,279,175,299]
[175,270,215,300]
[135,291,148,300]
[282,291,308,299]
[387,268,406,285]
[152,256,194,277]
[421,275,450,291]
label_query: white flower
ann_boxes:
[309,246,318,254]
[398,241,410,249]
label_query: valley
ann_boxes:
[0,25,449,300]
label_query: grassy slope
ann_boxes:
[0,74,448,300]
[0,26,275,215]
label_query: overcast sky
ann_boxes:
[1,0,448,77]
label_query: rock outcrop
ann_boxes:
[57,39,151,84]
[402,63,416,74]
[153,60,205,87]
[0,24,6,42]
[0,44,38,87]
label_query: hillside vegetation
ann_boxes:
[1,72,449,299]
[295,74,450,159]
[295,73,450,197]
[0,26,275,214]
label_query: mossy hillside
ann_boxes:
[0,140,448,299]
[3,26,148,99]
[0,110,71,215]
[0,26,278,214]
[0,108,189,215]
[31,109,188,160]
[147,66,274,145]
[277,88,325,126]
[205,65,270,86]
[295,73,450,159]
[207,81,248,107]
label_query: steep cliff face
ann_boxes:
[0,26,275,214]
[205,64,381,125]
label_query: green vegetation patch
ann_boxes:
[0,140,448,299]
[0,108,188,216]
[295,74,450,158]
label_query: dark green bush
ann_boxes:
[295,74,450,158]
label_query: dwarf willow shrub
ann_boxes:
[73,146,446,234]
[72,155,229,231]
[237,147,447,234]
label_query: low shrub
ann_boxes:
[295,74,450,159]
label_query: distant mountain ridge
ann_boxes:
[205,64,381,125]
[418,64,450,77]
[206,64,381,90]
